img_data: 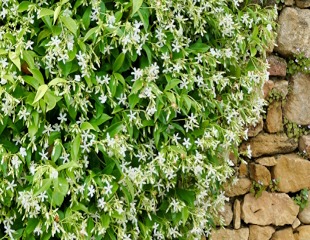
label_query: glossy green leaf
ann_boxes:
[113,53,125,72]
[33,84,48,104]
[131,0,143,16]
[61,16,78,35]
[39,8,54,18]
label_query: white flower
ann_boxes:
[11,155,22,169]
[99,94,107,104]
[57,112,67,123]
[50,169,58,179]
[88,185,95,198]
[183,138,191,149]
[20,147,27,157]
[266,24,272,31]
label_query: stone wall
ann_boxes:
[210,2,310,240]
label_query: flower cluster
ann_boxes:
[0,0,277,239]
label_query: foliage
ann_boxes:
[293,189,309,210]
[0,0,277,239]
[287,51,310,75]
[250,178,279,198]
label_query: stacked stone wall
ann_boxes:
[210,2,310,239]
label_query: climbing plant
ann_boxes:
[0,0,277,239]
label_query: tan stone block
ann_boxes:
[267,55,287,77]
[210,228,249,240]
[285,0,295,5]
[233,199,241,229]
[240,133,297,158]
[272,154,310,192]
[217,203,233,226]
[292,218,301,229]
[298,194,310,224]
[273,80,288,99]
[296,0,310,8]
[249,163,271,186]
[239,163,248,177]
[299,135,310,157]
[263,80,275,99]
[271,228,295,240]
[283,73,310,125]
[276,8,310,57]
[255,156,277,167]
[296,225,310,240]
[224,178,252,197]
[249,225,275,240]
[241,192,299,226]
[266,101,283,133]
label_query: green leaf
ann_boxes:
[25,218,39,235]
[165,79,180,91]
[84,26,99,41]
[101,214,110,228]
[53,5,62,24]
[131,79,144,94]
[138,7,149,30]
[113,53,125,72]
[44,91,57,112]
[39,8,54,18]
[71,134,81,161]
[52,191,65,207]
[128,94,139,109]
[23,51,35,69]
[33,84,48,104]
[80,122,97,131]
[61,16,78,36]
[9,52,21,71]
[54,177,69,195]
[18,1,32,12]
[48,77,67,86]
[51,143,62,162]
[181,207,189,226]
[35,179,52,196]
[90,113,112,126]
[82,7,92,29]
[131,0,143,16]
[30,68,44,85]
[57,161,79,171]
[106,122,123,137]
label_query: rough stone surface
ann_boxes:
[272,154,310,192]
[233,199,241,229]
[218,203,233,226]
[239,163,248,177]
[224,178,252,197]
[299,135,310,156]
[271,228,295,240]
[241,191,299,226]
[285,0,295,5]
[296,225,310,240]
[249,225,275,240]
[255,156,277,166]
[267,55,287,77]
[240,133,298,158]
[249,163,271,186]
[292,218,301,229]
[296,0,310,8]
[266,101,283,133]
[283,73,310,125]
[210,228,249,240]
[273,80,289,98]
[263,80,275,99]
[276,8,310,57]
[298,194,310,224]
[247,118,264,137]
